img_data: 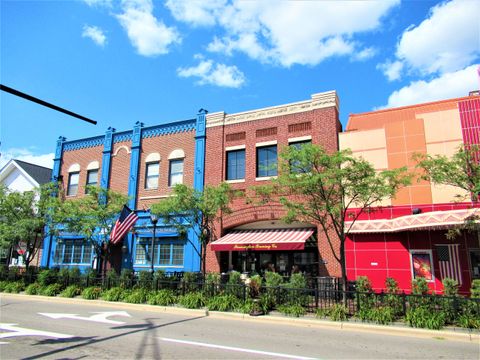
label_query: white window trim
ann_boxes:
[145,153,161,163]
[226,144,246,151]
[410,249,435,283]
[168,149,185,160]
[256,140,277,147]
[226,179,246,184]
[288,135,312,143]
[255,176,278,182]
[68,163,80,173]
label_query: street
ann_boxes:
[0,294,478,360]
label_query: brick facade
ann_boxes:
[204,91,343,276]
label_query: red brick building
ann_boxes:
[204,91,343,277]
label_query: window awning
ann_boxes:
[210,228,315,251]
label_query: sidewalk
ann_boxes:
[2,292,479,343]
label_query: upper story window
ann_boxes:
[168,149,185,187]
[67,164,80,196]
[226,148,245,180]
[85,161,99,194]
[144,153,161,189]
[256,145,277,178]
[289,139,312,173]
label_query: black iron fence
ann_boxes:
[1,267,479,323]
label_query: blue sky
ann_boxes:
[1,0,479,169]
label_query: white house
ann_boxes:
[0,159,52,267]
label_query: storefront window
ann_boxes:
[410,250,434,281]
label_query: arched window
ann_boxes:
[145,153,161,189]
[67,164,80,196]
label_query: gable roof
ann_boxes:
[0,159,52,186]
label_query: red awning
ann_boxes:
[210,228,315,251]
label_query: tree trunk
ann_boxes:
[340,237,348,304]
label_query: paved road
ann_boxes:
[1,294,478,359]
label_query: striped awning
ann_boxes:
[210,228,315,251]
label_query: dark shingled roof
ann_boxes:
[14,159,52,185]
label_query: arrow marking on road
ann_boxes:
[0,323,74,340]
[38,311,131,325]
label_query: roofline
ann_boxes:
[0,159,41,188]
[349,94,477,119]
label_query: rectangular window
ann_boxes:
[410,250,434,282]
[172,244,184,265]
[159,244,170,265]
[85,169,98,193]
[63,242,73,263]
[226,149,245,180]
[256,145,277,177]
[82,243,92,264]
[72,240,83,263]
[145,162,160,189]
[54,243,63,263]
[289,140,311,173]
[169,159,184,186]
[135,241,148,264]
[67,172,79,196]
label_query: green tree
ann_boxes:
[256,144,410,300]
[414,144,480,237]
[151,183,236,275]
[0,182,62,270]
[56,186,127,274]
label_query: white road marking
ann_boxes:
[159,337,318,360]
[38,311,131,324]
[0,323,73,340]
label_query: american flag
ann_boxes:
[436,244,462,285]
[110,205,139,245]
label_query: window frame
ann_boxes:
[133,238,185,267]
[55,239,92,265]
[67,172,80,196]
[85,169,99,194]
[226,148,246,181]
[168,159,184,187]
[256,145,278,178]
[145,161,160,189]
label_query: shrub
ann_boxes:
[105,269,119,288]
[406,307,446,330]
[358,307,395,325]
[277,304,306,317]
[249,275,263,299]
[178,292,206,309]
[442,278,459,297]
[384,278,403,316]
[207,294,242,312]
[356,276,373,292]
[264,271,283,287]
[137,271,153,290]
[25,283,42,295]
[147,289,177,306]
[124,288,149,304]
[457,314,480,330]
[57,268,71,287]
[82,286,102,300]
[470,279,480,298]
[102,287,126,302]
[411,278,429,295]
[315,308,330,319]
[41,283,62,296]
[60,285,82,298]
[37,269,58,286]
[119,269,134,289]
[82,268,98,287]
[330,304,349,322]
[0,280,10,292]
[4,281,25,293]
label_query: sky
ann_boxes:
[1,0,479,170]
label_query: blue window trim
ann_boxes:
[133,237,185,267]
[54,238,93,265]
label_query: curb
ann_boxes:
[2,293,478,343]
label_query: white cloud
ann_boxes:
[385,0,480,80]
[82,25,107,47]
[177,56,245,88]
[0,148,54,169]
[377,60,404,81]
[381,65,479,109]
[167,0,399,67]
[352,47,377,62]
[116,0,180,57]
[83,0,113,8]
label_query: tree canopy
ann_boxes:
[151,183,236,274]
[0,183,61,269]
[256,144,411,292]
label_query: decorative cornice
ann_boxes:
[346,209,479,234]
[113,131,133,143]
[206,91,338,128]
[63,136,104,151]
[142,119,195,138]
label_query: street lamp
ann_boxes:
[149,212,158,274]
